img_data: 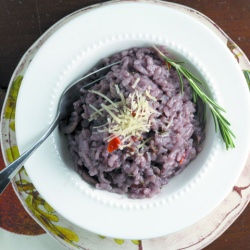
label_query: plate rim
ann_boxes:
[1,0,250,248]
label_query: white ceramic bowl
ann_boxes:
[14,0,250,240]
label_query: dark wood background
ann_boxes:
[0,0,249,249]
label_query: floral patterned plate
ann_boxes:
[1,0,250,249]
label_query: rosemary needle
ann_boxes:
[153,46,235,150]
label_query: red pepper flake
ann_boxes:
[179,153,186,165]
[131,136,137,142]
[107,137,121,153]
[164,60,171,70]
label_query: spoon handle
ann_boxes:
[0,113,60,194]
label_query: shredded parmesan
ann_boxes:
[89,104,103,117]
[89,102,121,121]
[101,103,121,123]
[89,90,118,108]
[89,85,158,150]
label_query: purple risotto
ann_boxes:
[60,47,205,199]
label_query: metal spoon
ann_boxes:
[0,60,120,194]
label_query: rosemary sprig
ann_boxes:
[153,46,235,149]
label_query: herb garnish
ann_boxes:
[153,46,235,149]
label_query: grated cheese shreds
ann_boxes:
[89,85,158,150]
[89,90,118,108]
[89,104,103,117]
[101,104,121,123]
[88,102,121,121]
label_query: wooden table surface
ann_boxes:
[0,0,249,249]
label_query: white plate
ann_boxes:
[15,0,250,240]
